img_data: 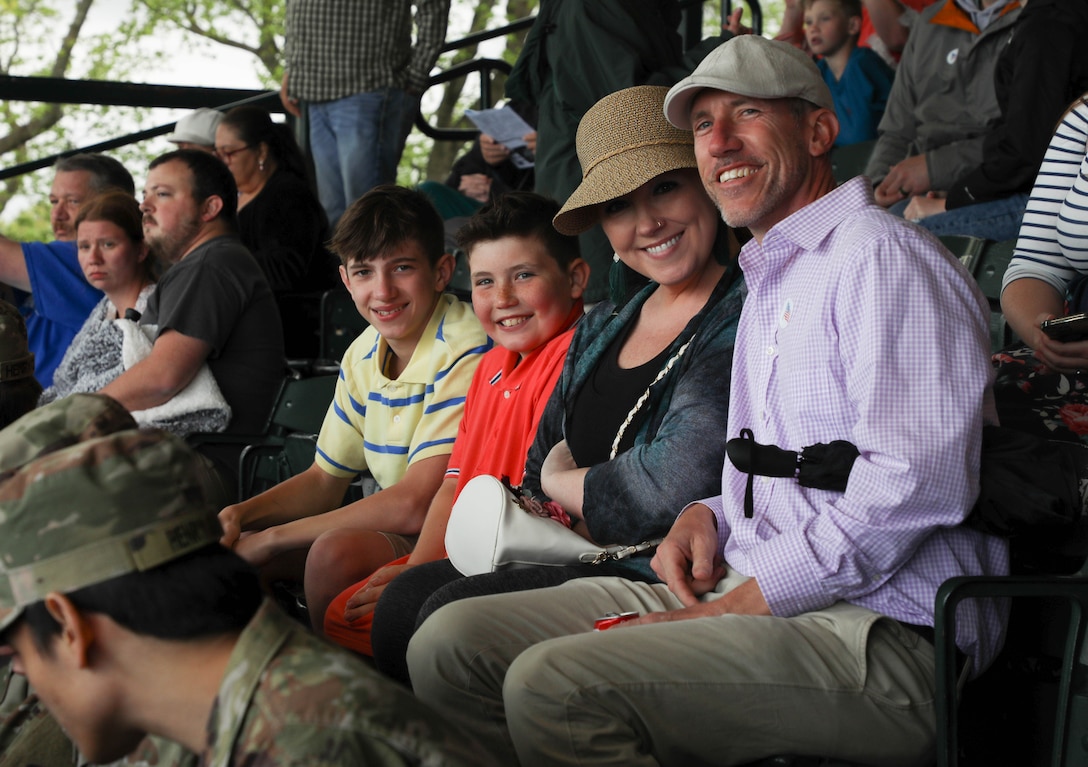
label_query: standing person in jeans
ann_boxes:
[281,0,451,229]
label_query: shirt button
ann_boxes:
[393,415,401,424]
[765,346,775,356]
[504,391,511,399]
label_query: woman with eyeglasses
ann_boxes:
[216,106,337,357]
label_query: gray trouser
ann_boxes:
[408,570,937,767]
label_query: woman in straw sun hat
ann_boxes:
[367,84,748,686]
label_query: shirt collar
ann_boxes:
[376,294,452,385]
[739,177,875,285]
[953,0,1015,30]
[202,600,291,766]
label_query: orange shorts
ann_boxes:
[323,553,412,656]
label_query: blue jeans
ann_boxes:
[307,87,417,228]
[908,193,1030,242]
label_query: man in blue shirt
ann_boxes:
[0,153,134,387]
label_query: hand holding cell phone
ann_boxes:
[1041,313,1088,342]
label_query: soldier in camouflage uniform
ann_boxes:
[0,404,497,767]
[0,298,41,429]
[0,394,137,767]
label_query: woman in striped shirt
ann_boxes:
[997,93,1088,440]
[1002,94,1088,371]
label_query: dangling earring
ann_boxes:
[259,158,266,172]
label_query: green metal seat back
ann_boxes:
[319,287,368,363]
[830,139,877,185]
[268,374,337,436]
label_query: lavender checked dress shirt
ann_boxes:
[701,177,1009,675]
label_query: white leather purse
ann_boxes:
[444,475,659,577]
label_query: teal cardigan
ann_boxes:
[522,260,745,551]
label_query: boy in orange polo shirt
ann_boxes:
[314,192,589,654]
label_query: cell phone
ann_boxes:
[593,611,639,631]
[1041,313,1088,342]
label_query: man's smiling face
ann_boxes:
[691,91,816,240]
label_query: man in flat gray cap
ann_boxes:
[408,35,1006,766]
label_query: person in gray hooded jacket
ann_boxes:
[866,0,1021,209]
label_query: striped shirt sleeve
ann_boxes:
[1003,99,1088,295]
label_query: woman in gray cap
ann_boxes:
[363,85,747,685]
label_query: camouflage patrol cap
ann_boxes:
[0,300,33,383]
[0,429,222,633]
[0,393,137,480]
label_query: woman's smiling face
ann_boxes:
[598,168,719,290]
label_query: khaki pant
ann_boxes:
[408,570,937,767]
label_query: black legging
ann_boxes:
[370,558,655,687]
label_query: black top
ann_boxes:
[567,309,674,467]
[237,168,337,293]
[144,235,285,434]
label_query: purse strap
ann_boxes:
[608,334,696,460]
[505,477,665,565]
[586,334,696,561]
[578,537,664,565]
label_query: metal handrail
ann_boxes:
[0,91,279,181]
[414,58,513,143]
[0,17,539,181]
[437,15,535,53]
[723,0,764,35]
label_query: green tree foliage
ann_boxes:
[0,0,162,238]
[131,0,285,86]
[2,199,52,243]
[0,0,94,232]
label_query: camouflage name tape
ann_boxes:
[3,510,222,606]
[0,429,221,632]
[0,357,33,383]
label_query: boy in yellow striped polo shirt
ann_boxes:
[219,185,491,601]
